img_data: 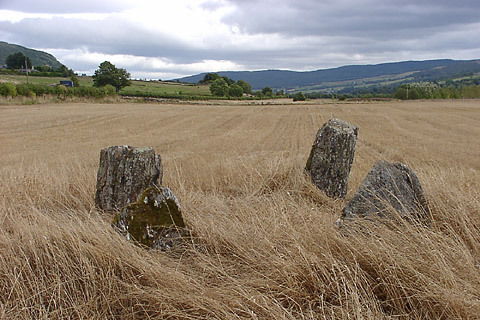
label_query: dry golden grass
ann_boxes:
[0,99,479,319]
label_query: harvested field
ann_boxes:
[1,99,479,319]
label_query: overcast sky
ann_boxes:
[1,0,479,79]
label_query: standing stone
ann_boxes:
[112,186,187,250]
[341,161,430,223]
[306,118,358,198]
[95,146,162,211]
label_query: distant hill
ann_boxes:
[0,41,63,69]
[176,59,480,92]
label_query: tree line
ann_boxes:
[3,52,131,90]
[393,81,480,100]
[0,82,117,99]
[1,53,132,98]
[201,73,292,99]
[301,80,480,101]
[3,52,76,77]
[200,73,252,97]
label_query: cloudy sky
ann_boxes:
[1,0,479,79]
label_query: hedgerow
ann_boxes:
[0,82,117,98]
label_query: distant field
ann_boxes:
[0,100,479,319]
[297,71,417,93]
[0,74,92,86]
[119,80,211,97]
[0,74,212,97]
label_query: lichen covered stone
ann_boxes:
[341,161,430,224]
[112,186,187,250]
[95,145,162,211]
[306,118,358,198]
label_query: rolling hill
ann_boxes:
[0,41,63,69]
[176,59,480,92]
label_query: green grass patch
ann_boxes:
[119,80,211,97]
[0,74,210,97]
[0,74,270,100]
[0,74,93,87]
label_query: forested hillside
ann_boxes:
[0,41,63,68]
[177,59,480,91]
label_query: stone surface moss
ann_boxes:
[112,186,185,248]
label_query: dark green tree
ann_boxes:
[92,61,131,92]
[262,86,273,97]
[6,52,32,69]
[408,88,421,100]
[221,76,235,86]
[394,87,407,100]
[237,80,252,94]
[209,78,229,97]
[34,65,54,72]
[292,91,306,101]
[57,65,71,77]
[445,79,455,87]
[200,72,220,83]
[228,83,244,97]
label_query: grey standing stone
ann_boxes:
[95,146,162,211]
[306,118,358,198]
[341,161,430,223]
[112,186,187,250]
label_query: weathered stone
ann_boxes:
[112,186,187,250]
[95,146,162,211]
[341,161,430,223]
[306,118,358,198]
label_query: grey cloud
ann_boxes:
[1,0,479,78]
[0,16,205,64]
[0,0,133,14]
[222,0,480,40]
[200,0,227,11]
[0,14,307,67]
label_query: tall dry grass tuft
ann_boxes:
[1,100,479,319]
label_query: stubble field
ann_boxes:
[0,99,479,319]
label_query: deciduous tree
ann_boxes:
[209,78,229,97]
[292,92,306,101]
[6,52,32,69]
[200,73,220,83]
[237,80,252,94]
[228,83,244,97]
[262,86,273,97]
[92,61,131,92]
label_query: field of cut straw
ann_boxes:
[1,99,479,319]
